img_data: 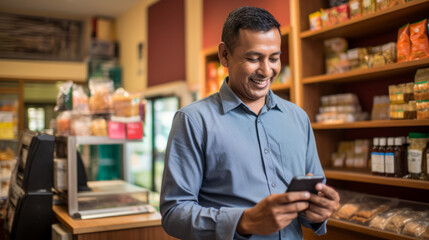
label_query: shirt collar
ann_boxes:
[219,77,284,114]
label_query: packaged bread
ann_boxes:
[403,219,429,238]
[73,84,89,112]
[112,88,139,117]
[88,78,113,114]
[71,115,91,136]
[90,118,108,136]
[384,209,419,233]
[351,204,390,224]
[335,203,360,219]
[56,111,72,136]
[422,225,429,239]
[369,209,401,230]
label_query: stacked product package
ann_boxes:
[316,93,368,123]
[414,67,429,119]
[55,78,146,137]
[333,190,429,239]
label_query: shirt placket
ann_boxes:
[256,110,277,194]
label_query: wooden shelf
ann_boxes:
[324,169,429,190]
[300,0,429,40]
[271,82,291,91]
[312,119,429,129]
[327,218,418,240]
[302,58,429,84]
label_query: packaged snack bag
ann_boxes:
[397,24,411,62]
[309,11,322,31]
[349,0,362,19]
[410,19,429,60]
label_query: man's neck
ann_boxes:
[243,97,265,115]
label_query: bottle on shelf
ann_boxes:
[371,137,379,175]
[385,137,395,177]
[393,136,407,178]
[378,137,387,176]
[406,132,427,180]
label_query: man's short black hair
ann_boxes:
[221,6,281,53]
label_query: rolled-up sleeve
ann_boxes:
[160,111,245,240]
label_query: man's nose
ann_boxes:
[257,60,272,78]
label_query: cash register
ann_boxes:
[3,131,55,240]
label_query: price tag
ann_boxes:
[126,122,143,139]
[108,122,126,139]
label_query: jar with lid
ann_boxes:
[406,132,427,180]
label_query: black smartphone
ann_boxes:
[286,176,324,194]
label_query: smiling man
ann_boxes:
[160,6,339,240]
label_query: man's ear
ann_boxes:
[218,42,229,67]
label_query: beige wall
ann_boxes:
[117,0,203,105]
[116,0,158,93]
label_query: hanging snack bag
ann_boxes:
[397,24,411,63]
[409,19,429,61]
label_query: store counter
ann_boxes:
[53,205,176,240]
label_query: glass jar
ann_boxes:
[407,132,427,180]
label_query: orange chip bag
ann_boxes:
[397,24,411,63]
[410,19,429,60]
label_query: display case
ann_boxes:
[55,136,154,219]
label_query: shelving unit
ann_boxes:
[292,0,429,239]
[201,26,294,102]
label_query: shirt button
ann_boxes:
[271,183,276,187]
[257,120,261,123]
[264,149,268,154]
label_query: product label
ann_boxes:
[427,152,429,174]
[378,153,385,173]
[385,153,395,174]
[371,152,378,172]
[408,149,422,174]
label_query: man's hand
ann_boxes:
[236,192,310,236]
[301,183,340,223]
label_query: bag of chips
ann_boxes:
[409,19,429,60]
[397,24,411,63]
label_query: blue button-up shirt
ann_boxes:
[160,79,327,240]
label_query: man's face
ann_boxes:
[220,28,281,104]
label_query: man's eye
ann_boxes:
[269,58,279,62]
[246,58,259,62]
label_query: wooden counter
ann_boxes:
[53,205,176,240]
